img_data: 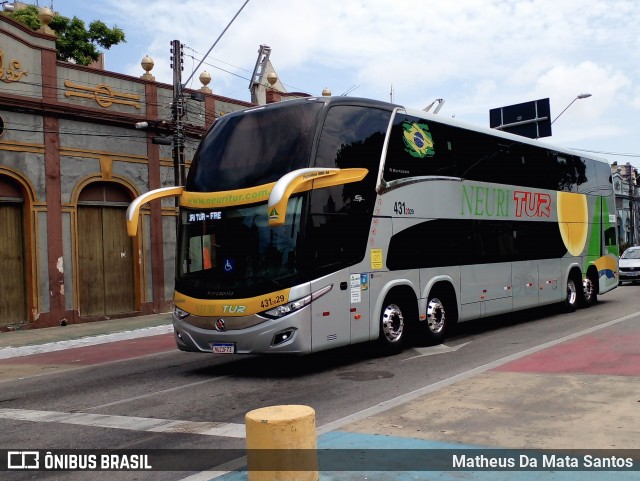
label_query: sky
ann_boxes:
[49,0,640,169]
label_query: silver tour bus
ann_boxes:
[127,96,618,355]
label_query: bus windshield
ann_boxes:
[187,101,324,192]
[177,196,305,296]
[177,99,393,299]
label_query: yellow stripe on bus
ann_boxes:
[174,288,292,317]
[593,254,618,276]
[179,168,368,211]
[180,184,275,208]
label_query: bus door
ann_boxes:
[306,173,357,353]
[310,271,351,352]
[307,103,390,351]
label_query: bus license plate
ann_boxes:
[212,343,235,354]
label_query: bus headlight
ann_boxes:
[263,284,333,319]
[174,306,190,320]
[265,295,311,318]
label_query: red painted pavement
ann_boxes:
[494,332,640,376]
[0,334,176,366]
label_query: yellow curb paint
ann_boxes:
[245,405,318,481]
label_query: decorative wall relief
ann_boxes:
[64,80,141,109]
[0,49,29,83]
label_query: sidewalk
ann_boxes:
[1,312,639,480]
[0,312,172,352]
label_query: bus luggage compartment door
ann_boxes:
[538,259,562,305]
[461,263,512,318]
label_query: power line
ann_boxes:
[571,148,640,159]
[184,54,252,83]
[182,44,315,97]
[182,0,251,87]
[182,46,254,75]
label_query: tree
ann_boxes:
[6,5,125,66]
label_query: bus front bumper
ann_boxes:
[172,310,313,355]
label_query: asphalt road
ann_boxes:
[1,284,639,481]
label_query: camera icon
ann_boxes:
[7,451,40,469]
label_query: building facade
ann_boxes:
[612,161,639,250]
[0,14,253,329]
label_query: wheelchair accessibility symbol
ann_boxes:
[224,259,234,272]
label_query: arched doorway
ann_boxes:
[77,182,136,317]
[0,176,27,326]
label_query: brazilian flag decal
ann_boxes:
[402,122,435,158]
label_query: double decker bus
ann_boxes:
[126,96,618,355]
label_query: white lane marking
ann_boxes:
[0,325,173,360]
[179,457,247,481]
[403,341,471,360]
[89,378,225,410]
[0,408,246,438]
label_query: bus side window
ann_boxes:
[595,160,614,195]
[383,115,456,182]
[604,227,617,247]
[575,157,598,194]
[454,129,513,185]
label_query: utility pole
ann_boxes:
[170,39,186,188]
[168,1,251,188]
[628,163,636,245]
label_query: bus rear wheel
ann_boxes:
[420,291,453,345]
[564,274,579,312]
[377,299,407,355]
[579,272,598,307]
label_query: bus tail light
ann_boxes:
[263,284,333,319]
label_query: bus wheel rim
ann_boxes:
[567,279,577,305]
[426,298,445,334]
[583,278,594,300]
[382,304,404,343]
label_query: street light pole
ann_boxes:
[551,93,592,125]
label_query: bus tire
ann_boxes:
[420,289,454,345]
[563,272,580,312]
[376,296,408,355]
[579,270,598,307]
